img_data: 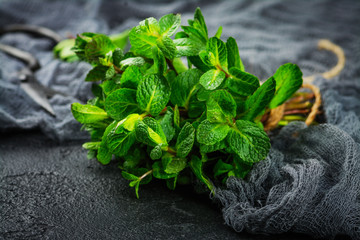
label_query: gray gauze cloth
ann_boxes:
[1,0,359,239]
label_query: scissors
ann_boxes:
[0,24,64,116]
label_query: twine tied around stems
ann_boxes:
[263,39,346,131]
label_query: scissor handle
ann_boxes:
[0,24,62,43]
[0,43,40,71]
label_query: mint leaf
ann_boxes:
[189,155,213,190]
[206,37,227,68]
[199,69,226,90]
[120,57,145,71]
[120,65,142,89]
[241,77,276,121]
[214,159,233,177]
[199,140,227,153]
[121,171,139,181]
[182,7,208,44]
[129,17,160,58]
[156,35,177,60]
[226,37,244,71]
[105,65,116,79]
[170,69,202,108]
[110,30,130,50]
[164,157,187,174]
[85,34,116,62]
[85,66,107,82]
[226,67,259,96]
[107,125,136,157]
[227,120,270,163]
[206,90,237,123]
[187,95,206,118]
[100,76,121,96]
[176,122,195,158]
[152,161,178,179]
[135,117,167,147]
[71,103,108,124]
[152,46,166,75]
[214,26,223,39]
[233,155,253,179]
[158,108,175,142]
[136,74,170,116]
[166,176,178,190]
[150,145,163,160]
[159,13,181,37]
[188,55,212,72]
[105,88,140,120]
[197,119,230,145]
[174,38,205,57]
[97,121,117,164]
[269,63,303,109]
[82,142,101,150]
[112,48,124,67]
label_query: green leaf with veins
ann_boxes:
[188,55,212,72]
[187,95,206,118]
[120,65,142,89]
[206,37,227,68]
[174,37,205,57]
[227,120,270,163]
[199,140,227,153]
[159,13,181,37]
[176,122,195,158]
[152,161,178,179]
[164,156,187,174]
[85,66,107,82]
[135,117,167,147]
[226,67,259,96]
[189,155,213,190]
[85,34,116,62]
[71,103,108,124]
[100,76,121,96]
[269,63,303,109]
[82,142,101,150]
[158,108,175,142]
[199,69,226,90]
[241,77,276,121]
[105,65,115,79]
[170,69,202,108]
[206,90,237,123]
[150,144,163,160]
[105,88,140,120]
[97,121,117,165]
[197,120,230,145]
[120,57,145,71]
[152,46,166,75]
[226,37,244,71]
[129,17,160,58]
[107,125,136,157]
[112,48,124,67]
[136,74,170,116]
[156,35,177,60]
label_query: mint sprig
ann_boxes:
[68,7,303,198]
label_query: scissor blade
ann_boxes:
[20,82,56,116]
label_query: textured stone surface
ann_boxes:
[0,131,313,240]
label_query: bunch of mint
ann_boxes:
[70,8,303,198]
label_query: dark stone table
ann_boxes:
[0,130,317,240]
